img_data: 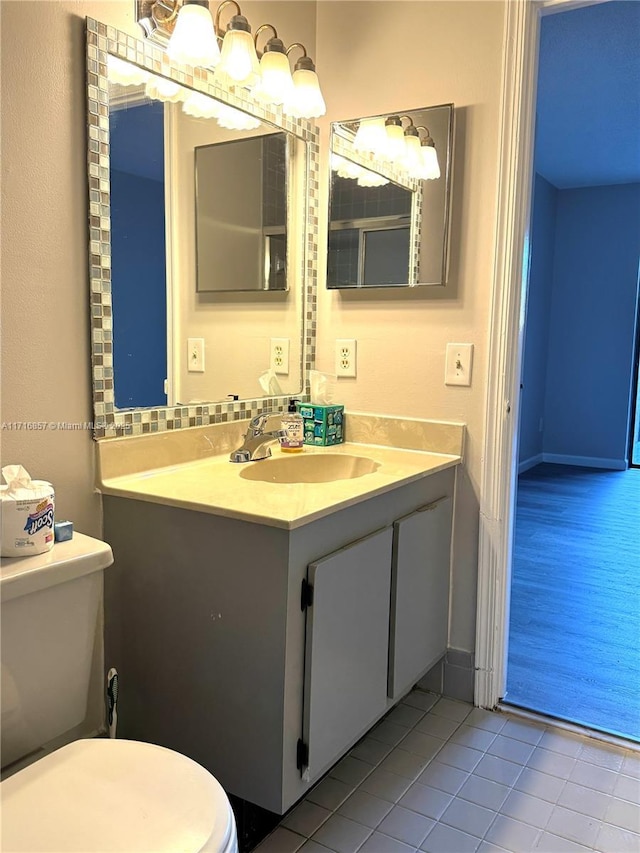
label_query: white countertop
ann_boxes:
[98,442,460,530]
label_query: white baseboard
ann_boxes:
[542,453,627,471]
[518,454,543,474]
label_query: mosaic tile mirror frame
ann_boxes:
[86,18,319,440]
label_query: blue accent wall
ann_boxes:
[521,182,640,468]
[109,101,167,409]
[543,183,640,465]
[519,174,557,465]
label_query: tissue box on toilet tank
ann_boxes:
[297,404,345,446]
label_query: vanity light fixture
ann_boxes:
[253,25,294,107]
[167,0,220,68]
[215,2,260,88]
[416,126,441,180]
[136,1,326,117]
[331,154,389,188]
[284,44,326,119]
[107,54,151,86]
[145,74,184,103]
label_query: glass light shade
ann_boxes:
[357,169,389,188]
[167,3,220,68]
[353,118,387,157]
[255,50,294,106]
[384,123,405,161]
[145,75,184,104]
[107,55,150,86]
[217,29,260,88]
[421,145,441,180]
[182,91,220,118]
[403,133,423,178]
[216,103,261,130]
[285,68,326,119]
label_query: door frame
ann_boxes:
[474,0,610,709]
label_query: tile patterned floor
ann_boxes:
[254,691,640,853]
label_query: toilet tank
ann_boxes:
[1,534,113,769]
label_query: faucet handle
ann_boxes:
[247,413,268,436]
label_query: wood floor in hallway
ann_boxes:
[506,463,640,743]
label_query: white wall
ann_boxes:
[2,1,506,662]
[315,1,506,653]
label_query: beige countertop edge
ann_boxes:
[98,445,461,531]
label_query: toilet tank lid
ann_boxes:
[0,532,114,602]
[0,739,235,853]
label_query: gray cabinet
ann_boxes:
[388,497,453,701]
[103,467,455,814]
[303,528,393,778]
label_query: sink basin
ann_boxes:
[239,453,380,484]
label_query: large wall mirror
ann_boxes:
[86,19,319,439]
[327,104,454,289]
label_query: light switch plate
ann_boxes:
[187,338,205,373]
[445,343,474,386]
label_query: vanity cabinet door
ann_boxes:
[388,496,453,701]
[302,527,393,780]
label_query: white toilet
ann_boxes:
[0,533,238,853]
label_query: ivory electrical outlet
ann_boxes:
[187,338,205,373]
[336,339,357,377]
[270,337,290,375]
[445,343,473,386]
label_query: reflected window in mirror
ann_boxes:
[327,104,454,289]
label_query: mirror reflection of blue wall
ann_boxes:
[109,100,167,409]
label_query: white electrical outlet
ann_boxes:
[336,339,357,377]
[445,343,473,386]
[187,337,205,373]
[270,337,290,375]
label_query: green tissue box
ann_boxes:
[297,403,344,446]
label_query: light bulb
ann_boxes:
[167,1,220,69]
[384,117,405,161]
[145,75,184,103]
[255,41,294,106]
[353,118,387,157]
[284,57,326,119]
[420,144,441,180]
[217,16,260,89]
[107,55,150,87]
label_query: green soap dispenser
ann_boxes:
[280,399,304,453]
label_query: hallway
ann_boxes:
[506,464,640,743]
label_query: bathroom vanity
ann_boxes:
[99,434,460,814]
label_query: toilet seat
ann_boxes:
[0,739,238,853]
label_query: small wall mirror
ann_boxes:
[327,104,454,289]
[87,19,319,438]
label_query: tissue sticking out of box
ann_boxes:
[310,370,337,405]
[259,369,283,396]
[1,465,55,557]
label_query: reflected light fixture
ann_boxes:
[353,118,387,157]
[331,154,389,188]
[145,74,184,102]
[416,126,441,180]
[402,121,423,177]
[384,116,405,161]
[107,54,150,86]
[167,0,220,68]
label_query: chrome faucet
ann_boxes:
[229,414,286,463]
